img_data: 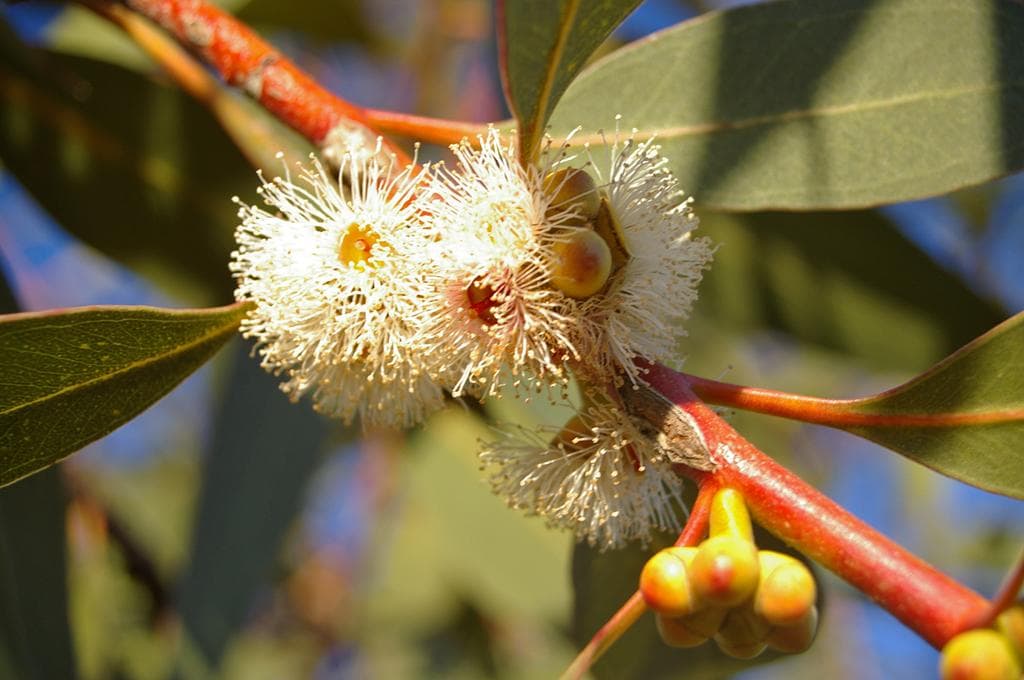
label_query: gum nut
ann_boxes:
[691,535,761,607]
[679,605,729,639]
[717,604,772,647]
[640,549,697,618]
[543,168,600,222]
[940,629,1022,680]
[656,613,708,649]
[996,604,1024,661]
[550,230,613,299]
[767,606,819,654]
[714,635,768,660]
[755,551,816,626]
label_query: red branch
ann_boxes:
[646,363,990,649]
[685,374,1024,428]
[121,0,407,158]
[977,546,1024,627]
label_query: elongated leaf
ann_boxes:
[499,0,641,159]
[841,311,1024,498]
[550,0,1024,210]
[0,265,77,679]
[0,469,76,680]
[0,20,259,298]
[696,210,1006,372]
[0,303,247,486]
[177,341,329,666]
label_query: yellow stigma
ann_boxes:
[338,224,378,268]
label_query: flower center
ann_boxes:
[466,277,499,326]
[338,224,378,268]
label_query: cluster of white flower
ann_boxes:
[231,127,712,548]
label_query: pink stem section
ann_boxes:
[645,363,990,649]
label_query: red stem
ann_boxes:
[121,0,409,160]
[685,374,1023,428]
[978,546,1024,627]
[646,363,990,649]
[561,479,715,680]
[362,109,489,145]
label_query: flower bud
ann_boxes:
[677,604,729,639]
[940,629,1022,680]
[690,535,760,607]
[640,547,698,617]
[656,613,707,648]
[754,551,816,627]
[717,604,772,648]
[766,605,819,654]
[709,488,754,542]
[714,635,767,660]
[996,604,1024,662]
[543,168,600,223]
[550,230,613,298]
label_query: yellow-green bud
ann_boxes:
[690,535,760,607]
[656,613,707,649]
[639,547,698,618]
[754,551,817,627]
[550,230,613,298]
[766,605,819,654]
[543,168,600,223]
[940,629,1022,680]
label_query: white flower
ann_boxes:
[576,129,714,386]
[230,147,444,428]
[418,128,593,398]
[480,396,686,550]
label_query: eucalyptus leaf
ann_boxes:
[177,341,329,666]
[550,0,1024,210]
[0,303,247,487]
[842,311,1024,498]
[499,0,641,159]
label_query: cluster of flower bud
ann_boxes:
[639,488,818,658]
[940,605,1024,680]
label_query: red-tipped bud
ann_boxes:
[640,547,699,618]
[754,551,817,627]
[690,536,760,608]
[543,168,600,223]
[767,606,819,654]
[940,629,1022,680]
[656,613,708,649]
[550,230,613,298]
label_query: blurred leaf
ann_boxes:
[235,0,371,44]
[0,23,258,299]
[697,210,1006,372]
[499,0,641,158]
[0,469,76,680]
[176,341,329,666]
[841,311,1024,498]
[0,303,246,487]
[550,0,1024,210]
[0,267,76,679]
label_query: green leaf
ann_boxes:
[0,469,77,680]
[177,341,329,666]
[499,0,641,159]
[0,303,247,487]
[842,311,1024,498]
[550,0,1024,210]
[0,22,267,300]
[695,210,1006,372]
[0,266,77,680]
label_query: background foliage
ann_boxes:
[0,0,1022,678]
